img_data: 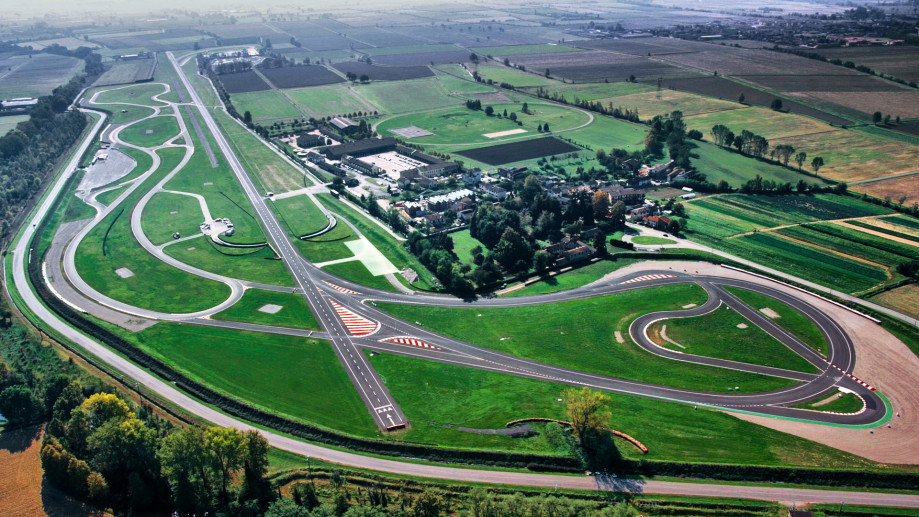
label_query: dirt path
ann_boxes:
[835,220,919,247]
[659,324,685,349]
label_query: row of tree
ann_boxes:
[534,87,641,123]
[710,124,826,172]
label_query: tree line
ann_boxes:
[534,87,641,123]
[710,124,825,173]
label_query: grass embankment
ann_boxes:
[725,287,829,355]
[369,352,879,467]
[133,323,376,436]
[503,258,645,297]
[272,194,330,237]
[376,285,798,393]
[631,236,676,245]
[213,288,320,330]
[793,392,866,414]
[74,147,232,313]
[649,305,818,374]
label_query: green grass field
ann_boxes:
[213,288,320,330]
[295,217,355,263]
[449,229,479,265]
[370,352,878,467]
[473,63,555,87]
[433,68,495,94]
[691,143,828,188]
[213,108,306,194]
[272,194,330,237]
[364,44,462,56]
[352,77,462,115]
[315,193,437,289]
[0,114,28,137]
[631,236,676,245]
[376,285,799,393]
[74,147,232,313]
[118,115,181,147]
[685,107,836,141]
[725,287,828,355]
[474,44,582,56]
[164,236,296,287]
[0,53,83,98]
[650,306,817,373]
[504,258,644,297]
[321,261,399,292]
[377,102,589,146]
[134,323,376,436]
[285,85,375,119]
[230,89,302,121]
[594,89,739,119]
[521,81,656,102]
[140,192,204,245]
[95,185,130,206]
[93,82,169,107]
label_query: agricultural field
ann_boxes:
[684,107,837,141]
[432,69,496,94]
[259,65,345,89]
[376,102,589,146]
[229,89,301,121]
[787,90,919,121]
[811,45,919,83]
[376,285,800,393]
[351,77,461,114]
[562,114,647,152]
[769,129,919,184]
[683,193,908,293]
[653,76,852,126]
[94,57,157,86]
[458,136,580,166]
[870,283,919,318]
[736,74,906,92]
[521,81,655,101]
[512,51,696,83]
[362,44,461,56]
[332,62,434,82]
[285,85,375,119]
[218,70,271,93]
[0,53,83,98]
[592,89,739,119]
[472,63,555,87]
[657,47,858,77]
[372,50,471,66]
[472,44,583,56]
[649,305,818,373]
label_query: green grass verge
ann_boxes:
[793,392,866,414]
[376,285,799,393]
[369,351,879,467]
[95,185,130,207]
[725,287,829,355]
[502,258,644,297]
[631,236,676,245]
[321,261,399,292]
[133,323,376,436]
[212,288,320,330]
[649,305,818,374]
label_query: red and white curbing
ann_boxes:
[382,337,440,350]
[324,281,360,295]
[622,274,676,284]
[329,300,378,336]
[830,363,877,391]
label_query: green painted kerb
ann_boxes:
[710,390,893,429]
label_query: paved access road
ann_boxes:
[10,52,914,507]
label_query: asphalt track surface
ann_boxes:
[7,52,916,506]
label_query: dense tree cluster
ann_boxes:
[644,111,693,168]
[0,74,89,243]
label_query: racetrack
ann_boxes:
[6,52,919,506]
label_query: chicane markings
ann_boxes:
[324,281,360,295]
[622,274,676,284]
[381,337,439,350]
[329,300,378,336]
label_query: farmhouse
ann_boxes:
[545,236,596,266]
[599,183,645,206]
[643,215,672,231]
[481,184,509,200]
[629,205,657,221]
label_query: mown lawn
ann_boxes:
[370,352,879,467]
[134,323,375,436]
[164,236,295,287]
[118,115,181,147]
[213,288,320,330]
[93,82,169,106]
[321,260,399,292]
[376,285,800,393]
[272,194,330,237]
[725,287,828,355]
[650,306,818,374]
[141,192,204,245]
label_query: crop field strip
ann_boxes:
[457,137,580,166]
[259,65,346,89]
[218,70,271,93]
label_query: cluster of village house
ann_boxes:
[286,132,693,263]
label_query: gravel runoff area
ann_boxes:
[77,148,136,191]
[601,260,919,464]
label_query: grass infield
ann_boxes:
[213,288,320,330]
[725,287,829,355]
